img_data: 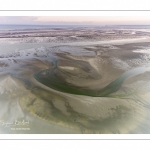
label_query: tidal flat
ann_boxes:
[0,25,150,133]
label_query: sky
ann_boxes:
[1,16,150,25]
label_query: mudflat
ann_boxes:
[0,25,150,133]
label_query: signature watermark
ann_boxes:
[0,119,30,130]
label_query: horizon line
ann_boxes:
[1,24,150,26]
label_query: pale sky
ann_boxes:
[1,16,150,25]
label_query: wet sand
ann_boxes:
[0,27,150,133]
